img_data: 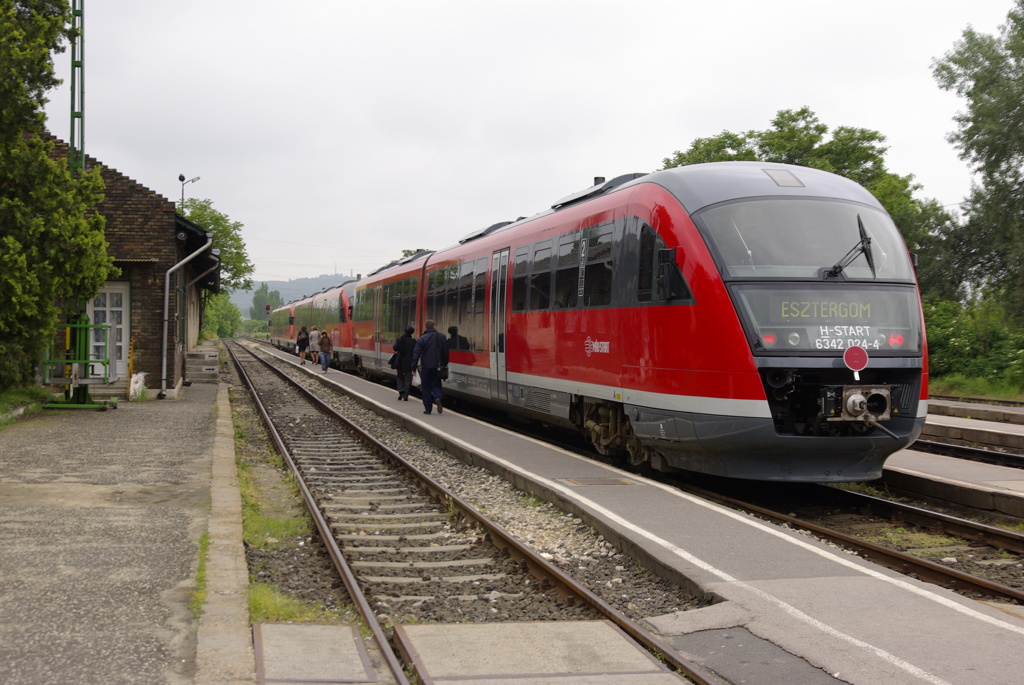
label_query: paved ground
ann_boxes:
[0,381,252,684]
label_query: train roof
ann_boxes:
[642,162,885,214]
[454,162,884,249]
[358,162,889,281]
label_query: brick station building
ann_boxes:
[49,137,221,399]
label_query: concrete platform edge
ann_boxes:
[882,465,1024,517]
[194,382,256,684]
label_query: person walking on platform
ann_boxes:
[411,319,449,415]
[308,326,320,363]
[297,326,309,364]
[393,326,416,401]
[318,331,333,372]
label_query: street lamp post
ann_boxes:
[178,173,200,212]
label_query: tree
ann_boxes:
[180,197,254,293]
[202,292,241,338]
[248,282,283,320]
[662,107,960,300]
[0,1,116,389]
[933,0,1024,318]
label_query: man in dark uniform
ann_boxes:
[411,320,449,414]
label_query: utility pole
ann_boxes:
[69,0,85,177]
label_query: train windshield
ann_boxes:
[732,283,923,355]
[695,198,916,280]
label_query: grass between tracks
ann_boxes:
[232,415,351,623]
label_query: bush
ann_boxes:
[924,298,1024,394]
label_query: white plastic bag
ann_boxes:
[411,370,421,387]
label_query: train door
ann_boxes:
[489,249,510,400]
[373,284,383,363]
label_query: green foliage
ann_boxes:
[933,1,1024,319]
[0,3,116,390]
[0,384,49,424]
[202,292,241,338]
[248,582,350,624]
[924,299,1024,389]
[0,1,71,136]
[661,107,958,301]
[248,281,283,319]
[180,197,254,293]
[188,531,209,618]
[239,318,271,338]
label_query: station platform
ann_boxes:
[884,449,1024,517]
[274,346,1024,685]
[922,412,1024,451]
[928,398,1024,425]
[0,372,255,684]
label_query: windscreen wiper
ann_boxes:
[826,215,875,279]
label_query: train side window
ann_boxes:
[353,288,374,322]
[444,263,460,335]
[426,268,444,323]
[511,246,529,312]
[402,276,417,330]
[584,225,613,307]
[658,247,692,301]
[554,232,580,309]
[472,257,487,351]
[530,241,552,311]
[638,224,656,302]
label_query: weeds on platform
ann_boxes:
[248,582,351,624]
[189,531,210,618]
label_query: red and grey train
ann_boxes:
[271,162,927,482]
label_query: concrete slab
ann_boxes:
[884,449,1024,516]
[393,620,684,684]
[253,623,375,684]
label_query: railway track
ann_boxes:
[227,341,717,684]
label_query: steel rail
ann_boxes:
[237,341,719,685]
[822,485,1024,554]
[227,342,412,685]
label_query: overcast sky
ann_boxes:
[43,0,1012,286]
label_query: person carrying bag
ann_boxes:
[411,320,449,415]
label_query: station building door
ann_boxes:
[87,282,130,380]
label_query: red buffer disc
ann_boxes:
[844,345,869,372]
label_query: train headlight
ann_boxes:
[787,332,801,346]
[761,332,777,348]
[888,333,904,347]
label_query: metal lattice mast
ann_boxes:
[69,0,85,177]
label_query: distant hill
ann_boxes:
[231,273,353,318]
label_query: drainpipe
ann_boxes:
[158,233,212,399]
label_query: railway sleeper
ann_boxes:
[363,573,508,584]
[351,559,495,570]
[379,592,527,602]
